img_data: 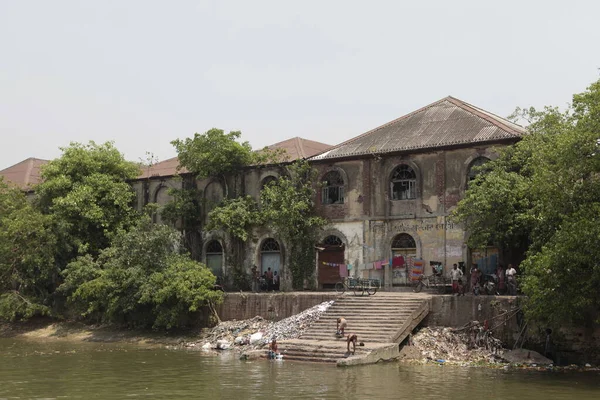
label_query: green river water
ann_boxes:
[0,338,599,399]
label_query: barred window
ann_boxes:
[391,165,417,200]
[322,171,345,205]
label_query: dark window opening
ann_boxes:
[391,165,417,200]
[467,157,490,185]
[321,171,345,205]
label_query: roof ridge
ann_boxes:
[318,97,452,155]
[445,96,525,135]
[295,137,306,158]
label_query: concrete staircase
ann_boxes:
[277,293,431,366]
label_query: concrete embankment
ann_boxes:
[216,292,599,365]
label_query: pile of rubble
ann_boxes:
[192,301,333,352]
[410,323,505,364]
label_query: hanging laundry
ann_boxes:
[392,255,404,268]
[374,261,383,270]
[339,264,348,278]
[347,264,353,270]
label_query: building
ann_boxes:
[308,96,525,289]
[2,98,526,291]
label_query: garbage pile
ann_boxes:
[195,301,333,351]
[410,323,505,364]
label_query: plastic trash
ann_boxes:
[250,332,263,344]
[216,340,231,350]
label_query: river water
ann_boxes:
[1,338,599,400]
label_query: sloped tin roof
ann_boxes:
[0,158,48,190]
[311,96,526,160]
[138,137,332,178]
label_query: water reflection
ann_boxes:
[0,338,598,399]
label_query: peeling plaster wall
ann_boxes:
[130,143,511,289]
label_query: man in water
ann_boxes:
[347,333,358,354]
[337,317,347,335]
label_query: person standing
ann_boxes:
[273,271,280,291]
[251,265,259,293]
[470,264,481,296]
[450,263,463,295]
[266,267,274,291]
[506,264,517,295]
[496,265,506,294]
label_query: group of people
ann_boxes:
[449,263,518,296]
[251,266,280,292]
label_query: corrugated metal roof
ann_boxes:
[138,137,332,178]
[0,158,48,190]
[310,96,526,160]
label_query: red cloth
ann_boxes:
[392,256,404,268]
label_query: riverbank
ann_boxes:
[2,301,598,371]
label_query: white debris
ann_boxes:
[195,301,334,352]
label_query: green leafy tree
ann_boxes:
[61,216,222,329]
[35,141,141,257]
[171,128,287,198]
[452,78,600,325]
[160,181,203,259]
[260,160,328,289]
[171,129,253,198]
[0,179,58,321]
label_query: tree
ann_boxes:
[452,78,600,325]
[171,128,286,198]
[60,216,222,329]
[35,141,141,257]
[260,160,328,289]
[0,179,58,321]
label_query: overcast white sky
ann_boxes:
[1,0,599,170]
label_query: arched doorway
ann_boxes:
[391,233,417,286]
[206,240,223,279]
[260,238,281,279]
[317,235,345,289]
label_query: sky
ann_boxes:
[1,0,599,170]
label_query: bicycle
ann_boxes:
[335,277,380,296]
[413,274,448,294]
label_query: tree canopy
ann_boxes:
[35,141,141,257]
[0,179,58,321]
[61,216,222,329]
[206,160,327,290]
[452,78,600,325]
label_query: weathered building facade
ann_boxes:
[310,97,525,289]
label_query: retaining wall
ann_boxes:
[215,292,599,364]
[216,292,339,321]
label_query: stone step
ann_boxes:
[270,295,431,365]
[315,316,413,322]
[308,323,406,331]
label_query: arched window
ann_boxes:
[390,165,417,200]
[261,176,278,189]
[323,235,343,246]
[391,233,417,257]
[206,240,223,278]
[261,238,280,252]
[467,157,490,183]
[321,171,345,205]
